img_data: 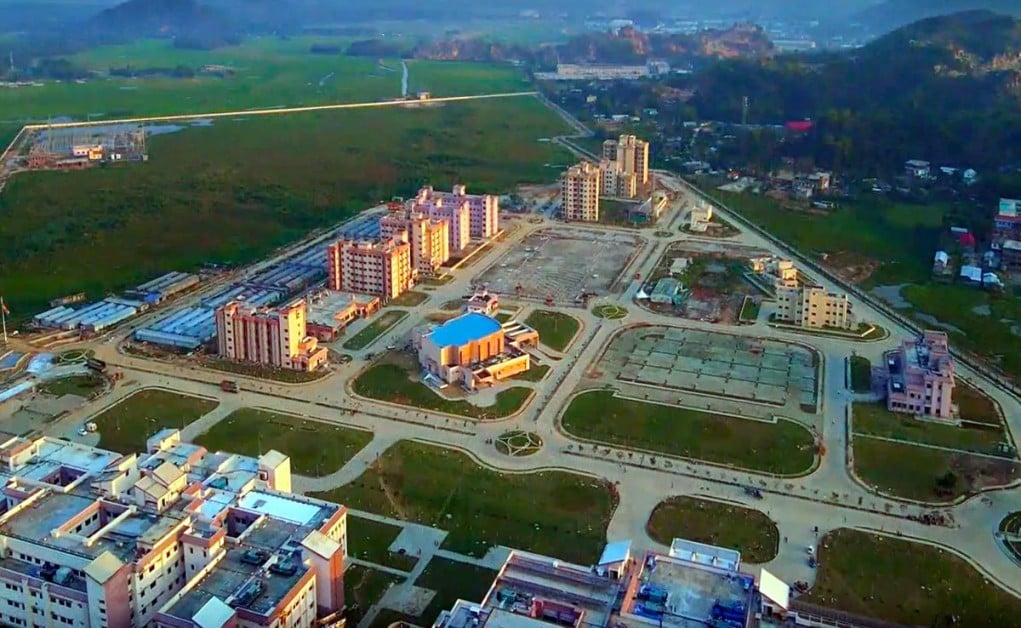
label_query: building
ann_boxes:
[562,162,602,222]
[215,299,328,372]
[774,284,854,330]
[417,312,538,390]
[751,257,799,283]
[905,159,931,180]
[536,62,668,81]
[992,198,1021,249]
[688,202,713,232]
[885,330,956,421]
[304,290,381,342]
[380,210,451,275]
[463,289,500,316]
[326,238,414,300]
[409,185,500,249]
[598,135,650,200]
[0,430,346,628]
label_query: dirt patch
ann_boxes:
[953,454,1021,492]
[823,251,879,284]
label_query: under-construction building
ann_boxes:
[24,124,148,170]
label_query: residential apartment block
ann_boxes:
[0,430,346,628]
[409,185,499,252]
[326,238,414,301]
[600,134,649,199]
[562,162,602,222]
[215,298,327,372]
[380,210,451,275]
[774,284,854,330]
[885,330,956,421]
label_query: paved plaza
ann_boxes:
[595,326,818,410]
[476,228,644,306]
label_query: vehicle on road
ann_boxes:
[743,486,764,499]
[220,380,240,393]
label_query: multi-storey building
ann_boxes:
[417,312,539,390]
[215,299,327,372]
[408,185,499,252]
[562,162,601,222]
[600,135,649,198]
[0,430,346,628]
[774,284,854,330]
[380,210,450,275]
[885,330,956,421]
[326,239,414,300]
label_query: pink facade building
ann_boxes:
[885,330,956,421]
[409,185,500,252]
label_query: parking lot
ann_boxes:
[476,228,645,306]
[591,326,819,411]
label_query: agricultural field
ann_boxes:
[313,440,616,564]
[0,96,572,318]
[2,38,532,122]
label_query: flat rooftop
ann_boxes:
[306,290,379,326]
[236,490,337,528]
[428,312,502,348]
[621,552,755,628]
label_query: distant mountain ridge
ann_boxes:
[853,0,1021,33]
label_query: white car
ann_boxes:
[77,428,88,437]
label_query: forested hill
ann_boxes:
[852,0,1021,34]
[688,11,1021,174]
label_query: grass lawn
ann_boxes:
[370,557,497,628]
[201,358,329,383]
[390,291,429,307]
[92,389,218,453]
[646,496,779,563]
[562,391,816,475]
[956,381,1002,425]
[805,529,1021,625]
[524,310,580,352]
[343,564,403,626]
[312,440,616,563]
[495,312,513,323]
[738,297,761,322]
[852,436,1020,501]
[37,373,106,398]
[347,516,419,572]
[0,96,573,320]
[194,408,372,476]
[902,283,1021,381]
[713,190,947,285]
[852,402,1008,455]
[510,364,550,382]
[592,304,628,320]
[353,362,531,419]
[599,199,643,226]
[343,311,408,350]
[848,356,872,393]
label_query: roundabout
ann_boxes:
[494,430,543,457]
[592,303,628,320]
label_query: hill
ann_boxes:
[87,0,242,48]
[689,11,1021,173]
[853,0,1021,34]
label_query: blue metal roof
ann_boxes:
[428,313,501,348]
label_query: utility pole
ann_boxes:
[1,297,7,346]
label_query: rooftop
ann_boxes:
[305,289,380,327]
[427,312,503,348]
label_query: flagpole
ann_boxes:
[1,297,7,346]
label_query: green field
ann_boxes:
[848,356,872,393]
[371,557,498,628]
[805,529,1021,625]
[344,311,409,350]
[510,364,550,382]
[313,440,616,563]
[92,389,218,453]
[354,361,531,419]
[714,190,947,285]
[0,96,572,318]
[389,291,429,307]
[202,358,330,383]
[524,310,581,352]
[36,373,106,398]
[343,564,403,626]
[347,515,419,572]
[194,408,372,476]
[646,496,779,563]
[852,402,1008,455]
[852,436,1020,501]
[562,391,816,475]
[3,38,532,122]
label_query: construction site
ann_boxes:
[584,326,821,422]
[15,123,148,171]
[475,228,645,307]
[637,241,773,324]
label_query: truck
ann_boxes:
[85,357,107,372]
[220,380,240,393]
